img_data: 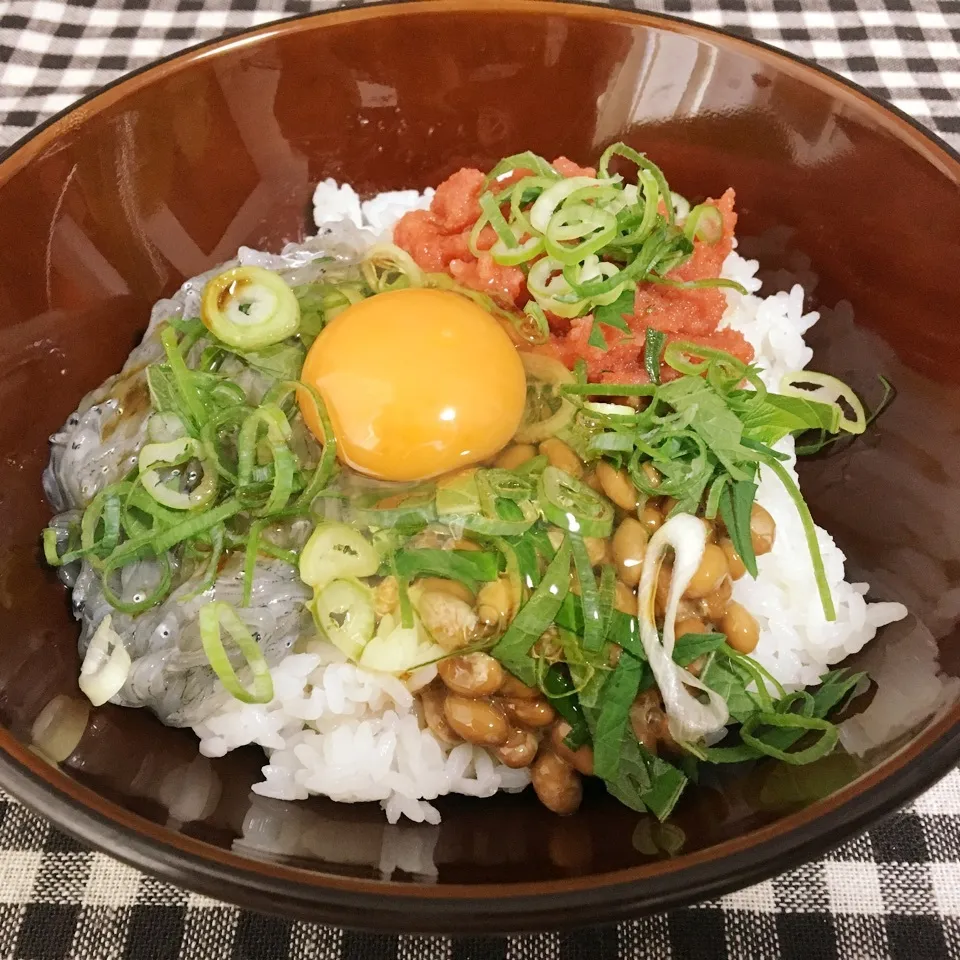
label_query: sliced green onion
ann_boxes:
[609,170,660,249]
[139,437,218,510]
[120,483,182,539]
[508,175,554,234]
[201,266,300,350]
[160,326,208,431]
[562,382,658,397]
[484,151,559,186]
[780,371,867,435]
[664,340,744,378]
[80,484,128,559]
[198,601,273,704]
[234,403,297,515]
[353,486,437,528]
[489,234,544,267]
[293,383,339,508]
[646,275,749,297]
[237,405,291,485]
[563,227,671,300]
[569,532,603,652]
[43,527,66,566]
[201,405,248,485]
[538,466,614,538]
[78,615,131,707]
[529,176,602,233]
[544,203,617,265]
[479,468,535,503]
[479,192,518,249]
[683,203,723,244]
[299,522,380,590]
[101,550,172,615]
[671,192,691,221]
[361,243,424,292]
[583,401,636,419]
[518,301,550,345]
[241,518,267,607]
[526,257,591,318]
[514,352,577,443]
[461,481,539,535]
[180,523,225,602]
[597,143,674,227]
[312,578,376,660]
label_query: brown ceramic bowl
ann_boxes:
[1,0,959,933]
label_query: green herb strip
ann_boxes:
[740,711,838,764]
[718,480,758,578]
[760,455,836,621]
[543,663,591,749]
[672,632,728,666]
[592,651,645,782]
[490,536,571,686]
[596,563,617,645]
[644,328,666,385]
[569,532,604,652]
[390,553,415,630]
[555,594,643,659]
[393,548,499,593]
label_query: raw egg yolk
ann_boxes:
[298,288,527,482]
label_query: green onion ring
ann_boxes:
[198,601,274,704]
[538,466,614,538]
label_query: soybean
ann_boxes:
[550,722,595,776]
[614,580,636,615]
[499,674,541,700]
[506,698,557,728]
[750,504,776,556]
[720,538,747,580]
[421,683,461,745]
[721,601,761,654]
[584,536,609,567]
[596,461,638,511]
[443,695,510,746]
[613,517,648,587]
[437,652,504,697]
[495,728,539,768]
[531,750,583,815]
[683,543,729,599]
[415,576,475,605]
[639,504,663,535]
[476,576,513,631]
[698,577,732,621]
[496,444,537,470]
[539,438,583,478]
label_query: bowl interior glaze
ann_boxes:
[0,0,959,932]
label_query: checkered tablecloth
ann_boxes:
[1,0,959,957]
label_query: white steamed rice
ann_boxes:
[190,179,908,824]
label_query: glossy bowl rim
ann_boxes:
[1,0,959,933]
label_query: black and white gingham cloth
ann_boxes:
[1,0,959,150]
[0,774,959,959]
[1,1,960,957]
